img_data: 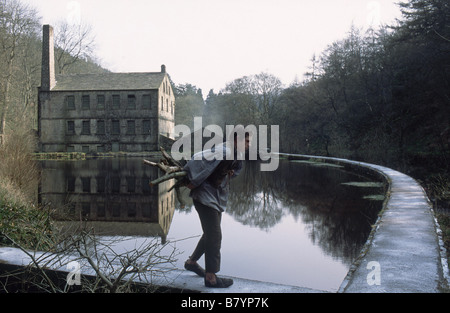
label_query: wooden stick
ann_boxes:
[143,159,181,174]
[160,146,182,167]
[143,147,189,208]
[150,171,187,186]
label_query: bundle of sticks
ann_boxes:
[143,147,189,208]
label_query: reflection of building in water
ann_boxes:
[39,158,175,242]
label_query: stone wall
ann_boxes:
[39,89,162,153]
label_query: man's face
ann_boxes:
[244,135,252,151]
[237,135,251,151]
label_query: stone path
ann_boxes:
[339,164,449,292]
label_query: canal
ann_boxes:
[38,157,385,292]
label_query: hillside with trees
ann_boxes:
[0,0,107,144]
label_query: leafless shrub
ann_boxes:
[1,227,180,293]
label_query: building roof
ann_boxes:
[51,72,167,91]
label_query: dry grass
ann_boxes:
[0,121,52,250]
[0,124,39,204]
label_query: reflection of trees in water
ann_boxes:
[228,161,286,230]
[228,160,384,263]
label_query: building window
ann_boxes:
[142,177,151,194]
[67,121,75,135]
[142,95,151,109]
[142,203,151,217]
[112,95,120,109]
[81,177,90,192]
[81,202,90,217]
[97,203,105,217]
[112,177,120,193]
[97,120,105,135]
[127,120,135,135]
[97,176,105,192]
[67,177,76,192]
[143,120,151,135]
[127,202,136,217]
[67,96,75,110]
[127,177,135,193]
[127,95,136,109]
[112,120,120,135]
[161,97,163,111]
[112,203,120,217]
[81,120,91,135]
[82,145,90,153]
[97,95,105,109]
[82,95,90,110]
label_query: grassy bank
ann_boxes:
[0,129,54,251]
[0,185,53,250]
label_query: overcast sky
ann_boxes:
[22,0,404,94]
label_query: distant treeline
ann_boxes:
[175,0,449,176]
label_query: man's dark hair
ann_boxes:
[230,125,253,142]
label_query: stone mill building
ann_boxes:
[38,25,175,153]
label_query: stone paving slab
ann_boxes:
[160,270,326,293]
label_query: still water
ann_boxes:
[38,157,385,292]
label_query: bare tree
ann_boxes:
[0,0,40,143]
[54,20,95,74]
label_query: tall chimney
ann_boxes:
[161,64,166,73]
[41,25,56,91]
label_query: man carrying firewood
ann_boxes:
[183,127,252,288]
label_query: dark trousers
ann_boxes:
[190,200,222,273]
